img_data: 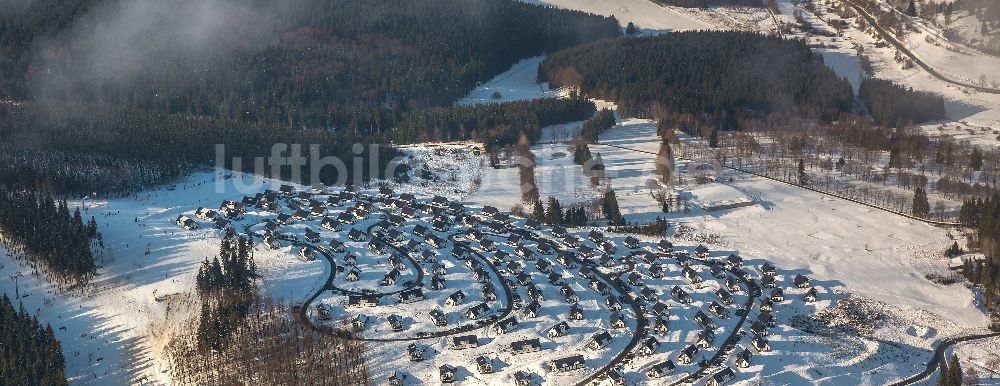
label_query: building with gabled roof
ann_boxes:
[510,338,541,355]
[452,334,478,350]
[549,354,585,373]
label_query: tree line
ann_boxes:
[0,294,67,386]
[0,0,620,129]
[193,229,257,351]
[166,296,370,386]
[0,187,98,286]
[859,78,946,128]
[538,31,855,131]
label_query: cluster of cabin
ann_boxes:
[181,184,821,386]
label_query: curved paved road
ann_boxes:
[889,331,1000,385]
[841,0,1000,94]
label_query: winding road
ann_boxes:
[839,0,1000,94]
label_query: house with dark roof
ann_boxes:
[647,360,675,378]
[446,290,465,306]
[658,240,674,253]
[176,215,198,230]
[548,321,570,338]
[347,294,378,308]
[482,284,497,301]
[761,262,777,276]
[320,217,342,232]
[610,312,626,329]
[624,236,640,249]
[640,286,657,301]
[452,334,478,350]
[710,301,730,319]
[514,371,532,386]
[710,264,727,279]
[678,344,699,364]
[694,310,716,329]
[588,331,613,350]
[304,227,321,243]
[547,272,565,286]
[771,288,785,302]
[466,303,490,319]
[794,274,810,288]
[683,266,704,287]
[560,285,580,303]
[510,338,541,355]
[439,364,457,384]
[671,286,692,304]
[381,269,401,286]
[345,267,361,282]
[550,355,585,373]
[406,343,423,361]
[627,272,643,287]
[399,288,424,304]
[568,304,584,320]
[761,275,776,288]
[735,348,753,368]
[676,252,691,267]
[429,308,448,327]
[597,241,616,254]
[298,246,316,261]
[557,252,577,268]
[348,228,366,242]
[695,244,710,258]
[716,288,735,305]
[752,336,770,352]
[476,356,493,374]
[749,320,768,337]
[639,336,660,356]
[650,301,669,316]
[648,264,665,279]
[804,286,818,302]
[707,367,736,386]
[494,317,519,334]
[387,314,405,332]
[652,316,670,335]
[727,253,743,268]
[292,209,310,222]
[600,254,616,268]
[695,328,715,348]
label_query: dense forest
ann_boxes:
[539,31,854,131]
[0,0,619,195]
[167,229,368,384]
[0,187,98,286]
[859,78,946,127]
[0,294,67,385]
[390,97,596,147]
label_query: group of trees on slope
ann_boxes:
[0,294,67,386]
[538,31,855,131]
[0,187,98,286]
[859,78,946,127]
[167,228,368,384]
